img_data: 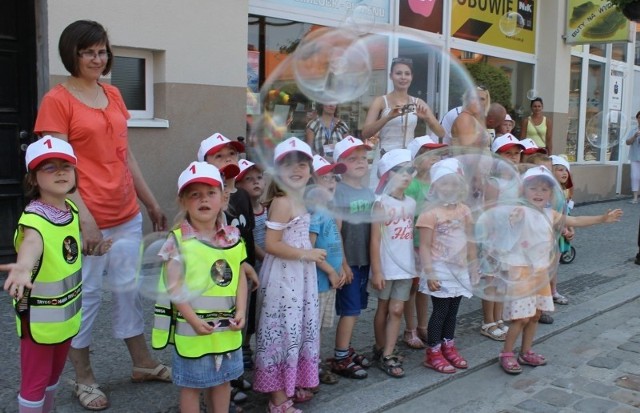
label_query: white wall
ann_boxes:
[47,0,248,86]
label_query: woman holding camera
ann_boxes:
[363,57,444,153]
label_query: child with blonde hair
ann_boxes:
[152,161,247,413]
[253,138,327,412]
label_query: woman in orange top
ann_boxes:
[34,20,169,411]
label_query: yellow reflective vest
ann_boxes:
[152,229,246,358]
[14,200,82,344]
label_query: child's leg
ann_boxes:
[441,296,462,341]
[384,298,405,356]
[335,316,357,352]
[502,318,527,354]
[521,311,541,354]
[179,387,201,413]
[374,299,390,351]
[416,291,429,341]
[427,296,450,347]
[42,340,72,413]
[207,382,231,413]
[402,280,425,348]
[20,327,56,405]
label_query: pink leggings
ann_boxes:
[20,318,71,402]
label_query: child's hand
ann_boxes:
[92,238,113,256]
[427,279,441,292]
[602,209,623,223]
[562,226,575,241]
[230,313,245,331]
[371,271,385,291]
[1,263,33,300]
[304,248,327,263]
[190,318,214,335]
[242,262,260,291]
[341,266,353,285]
[509,207,524,226]
[328,270,345,289]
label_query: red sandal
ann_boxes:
[441,340,468,369]
[423,345,456,374]
[499,352,522,374]
[518,350,547,366]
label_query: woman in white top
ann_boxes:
[626,110,640,204]
[363,57,444,154]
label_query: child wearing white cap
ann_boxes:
[198,132,259,385]
[497,166,622,374]
[479,133,525,340]
[402,136,448,349]
[549,155,575,307]
[416,158,475,374]
[253,137,327,411]
[501,114,515,134]
[369,149,417,378]
[153,161,247,413]
[1,137,110,413]
[329,136,376,379]
[306,154,348,385]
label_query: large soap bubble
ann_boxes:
[472,164,566,301]
[585,110,626,150]
[137,231,216,304]
[250,26,477,226]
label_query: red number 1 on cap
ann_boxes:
[43,139,52,149]
[289,139,296,147]
[190,164,196,174]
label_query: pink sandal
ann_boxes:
[499,352,522,374]
[518,350,547,366]
[292,387,313,404]
[267,399,301,413]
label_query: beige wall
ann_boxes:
[46,0,248,86]
[572,164,618,203]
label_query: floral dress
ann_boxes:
[253,214,319,396]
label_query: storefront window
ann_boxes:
[589,43,606,57]
[612,42,627,62]
[567,56,582,162]
[584,60,605,161]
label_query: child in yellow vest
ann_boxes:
[2,137,110,413]
[151,161,247,413]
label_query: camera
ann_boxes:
[401,103,416,114]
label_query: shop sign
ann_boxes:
[565,0,632,45]
[399,0,444,34]
[609,70,623,111]
[252,0,390,24]
[450,0,536,54]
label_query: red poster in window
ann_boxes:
[399,0,443,34]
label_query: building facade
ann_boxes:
[0,0,635,260]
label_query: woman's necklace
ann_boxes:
[68,80,101,107]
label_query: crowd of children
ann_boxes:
[3,127,624,413]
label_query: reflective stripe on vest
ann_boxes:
[30,269,81,297]
[151,229,246,357]
[14,201,82,344]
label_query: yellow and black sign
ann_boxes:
[451,0,536,54]
[565,0,632,44]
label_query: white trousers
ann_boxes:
[71,213,144,349]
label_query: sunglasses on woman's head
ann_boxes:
[476,85,488,91]
[392,57,413,65]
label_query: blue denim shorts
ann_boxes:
[172,348,243,388]
[335,265,370,317]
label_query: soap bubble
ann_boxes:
[585,110,626,150]
[251,26,476,226]
[499,12,524,36]
[526,89,538,100]
[136,232,214,304]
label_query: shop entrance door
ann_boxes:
[0,0,38,262]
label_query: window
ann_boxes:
[111,48,167,127]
